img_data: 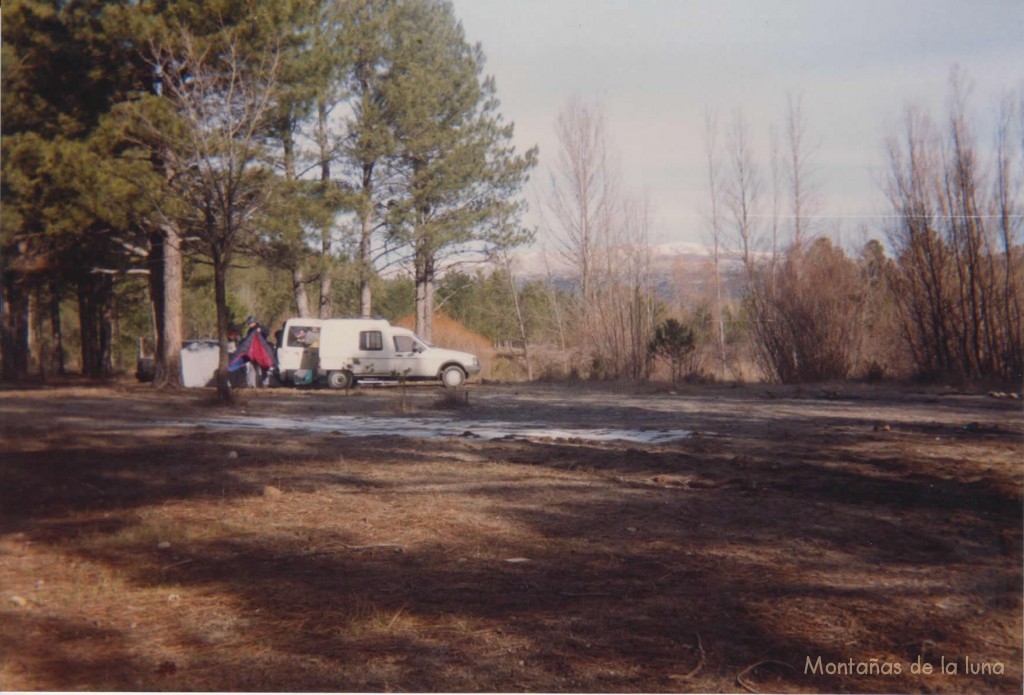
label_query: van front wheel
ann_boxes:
[327,370,353,390]
[441,365,466,388]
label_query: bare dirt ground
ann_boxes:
[1,379,1021,693]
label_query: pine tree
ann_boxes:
[337,0,403,318]
[254,0,347,319]
[2,0,153,379]
[649,319,696,386]
[382,0,536,341]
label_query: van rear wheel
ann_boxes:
[327,370,353,390]
[441,365,466,388]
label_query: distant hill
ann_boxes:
[511,242,748,304]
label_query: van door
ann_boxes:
[390,331,423,378]
[278,323,321,376]
[356,328,389,376]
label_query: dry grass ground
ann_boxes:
[0,379,1021,692]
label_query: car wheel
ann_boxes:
[327,370,353,390]
[441,365,466,388]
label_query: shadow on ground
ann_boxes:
[1,383,1021,692]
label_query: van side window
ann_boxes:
[287,325,319,348]
[359,331,383,351]
[393,335,414,353]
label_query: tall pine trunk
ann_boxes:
[357,156,377,318]
[77,280,97,376]
[213,253,233,403]
[160,223,184,386]
[151,224,183,387]
[49,274,65,376]
[282,128,313,319]
[292,267,313,318]
[317,98,334,319]
[100,292,114,375]
[415,274,434,342]
[1,274,30,381]
[318,232,333,319]
[414,234,434,341]
[77,274,114,377]
[358,210,374,318]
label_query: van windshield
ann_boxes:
[394,334,431,353]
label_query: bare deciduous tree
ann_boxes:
[884,71,1024,383]
[744,239,866,383]
[784,93,820,249]
[153,32,280,401]
[993,91,1024,377]
[724,108,762,273]
[702,108,728,376]
[547,97,617,305]
[494,246,533,380]
[713,95,863,383]
[539,246,572,376]
[546,97,656,380]
[589,194,655,380]
[768,124,783,266]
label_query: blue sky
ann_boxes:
[450,0,1024,250]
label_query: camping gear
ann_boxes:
[228,327,276,373]
[181,340,221,388]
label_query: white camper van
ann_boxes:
[277,317,481,389]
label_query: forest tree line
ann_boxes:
[516,84,1022,387]
[2,1,1022,389]
[2,0,535,399]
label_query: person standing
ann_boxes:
[244,317,264,387]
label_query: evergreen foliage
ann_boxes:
[2,0,536,385]
[649,318,696,386]
[381,0,537,340]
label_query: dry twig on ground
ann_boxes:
[736,659,795,693]
[668,632,706,681]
